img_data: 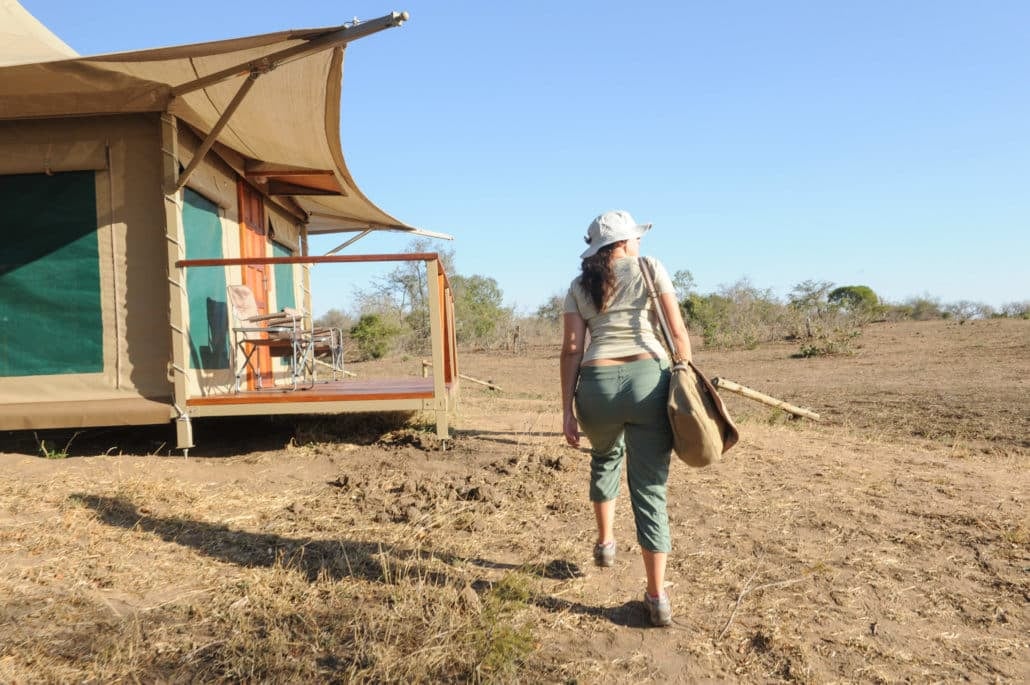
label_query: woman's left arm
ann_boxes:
[659,292,693,363]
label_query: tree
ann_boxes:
[1000,300,1030,319]
[314,308,351,331]
[352,239,456,354]
[787,279,872,355]
[672,269,696,302]
[451,274,511,344]
[828,285,882,322]
[787,280,836,339]
[944,300,994,322]
[534,293,564,323]
[828,285,878,311]
[788,280,835,318]
[349,313,400,360]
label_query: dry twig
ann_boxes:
[716,572,807,641]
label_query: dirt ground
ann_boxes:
[1,319,1027,682]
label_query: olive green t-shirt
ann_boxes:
[563,256,675,363]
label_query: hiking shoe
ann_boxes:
[593,540,616,567]
[644,591,672,627]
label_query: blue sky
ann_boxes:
[23,0,1030,314]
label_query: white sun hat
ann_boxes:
[580,210,653,259]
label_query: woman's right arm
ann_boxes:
[560,311,586,447]
[659,292,693,363]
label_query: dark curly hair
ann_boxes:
[580,242,621,312]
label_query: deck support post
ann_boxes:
[160,113,195,451]
[446,291,458,410]
[425,257,449,439]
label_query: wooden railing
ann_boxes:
[174,252,458,401]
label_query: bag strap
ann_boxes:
[638,256,683,363]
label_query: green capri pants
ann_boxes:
[574,358,673,553]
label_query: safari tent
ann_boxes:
[0,2,458,452]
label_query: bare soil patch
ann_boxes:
[1,319,1027,682]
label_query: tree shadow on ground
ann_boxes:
[71,493,640,626]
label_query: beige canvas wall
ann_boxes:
[0,114,171,412]
[0,114,316,429]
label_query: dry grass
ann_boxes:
[0,460,555,683]
[1,319,1027,682]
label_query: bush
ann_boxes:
[684,280,787,348]
[534,294,564,324]
[894,295,944,321]
[682,292,733,346]
[510,314,561,350]
[680,277,882,355]
[944,300,995,321]
[314,308,352,331]
[1000,300,1030,319]
[349,314,400,360]
[794,327,862,357]
[785,280,868,355]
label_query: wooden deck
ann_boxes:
[174,253,458,445]
[187,377,451,418]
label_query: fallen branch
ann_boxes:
[421,361,503,391]
[716,574,808,641]
[711,377,820,421]
[313,357,357,377]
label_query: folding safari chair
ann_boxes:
[226,285,307,391]
[282,307,345,382]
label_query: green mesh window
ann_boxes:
[0,171,102,376]
[272,242,296,311]
[183,189,229,370]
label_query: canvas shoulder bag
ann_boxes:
[638,257,740,467]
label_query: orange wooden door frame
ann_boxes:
[237,180,273,388]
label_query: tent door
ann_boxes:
[237,180,273,388]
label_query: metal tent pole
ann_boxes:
[170,12,409,97]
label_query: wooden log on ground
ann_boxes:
[461,374,502,391]
[422,360,503,392]
[313,357,357,377]
[711,377,820,421]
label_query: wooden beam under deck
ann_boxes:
[186,378,453,418]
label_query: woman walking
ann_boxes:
[560,209,692,627]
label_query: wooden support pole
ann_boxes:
[425,260,450,439]
[174,72,258,192]
[711,377,820,421]
[160,113,194,452]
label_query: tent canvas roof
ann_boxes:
[0,1,423,235]
[0,0,77,66]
